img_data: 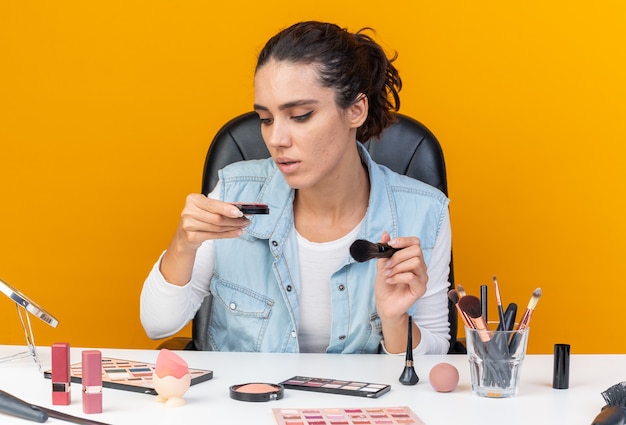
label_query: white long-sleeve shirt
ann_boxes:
[141,185,452,354]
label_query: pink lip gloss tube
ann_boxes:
[81,350,102,414]
[52,342,71,405]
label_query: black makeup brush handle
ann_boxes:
[480,285,488,323]
[398,315,419,385]
[0,390,48,423]
[497,303,517,332]
[368,243,398,260]
[399,364,419,385]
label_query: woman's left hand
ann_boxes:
[374,232,428,321]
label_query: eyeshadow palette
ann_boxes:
[280,376,391,398]
[44,357,212,395]
[272,406,425,425]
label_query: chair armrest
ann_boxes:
[156,337,194,351]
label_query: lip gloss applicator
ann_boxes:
[82,350,102,414]
[51,342,71,405]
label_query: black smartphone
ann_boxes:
[232,203,270,215]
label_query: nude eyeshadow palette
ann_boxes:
[272,406,425,425]
[44,357,213,395]
[279,376,391,398]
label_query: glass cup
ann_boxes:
[465,326,529,398]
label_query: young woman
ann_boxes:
[140,21,452,355]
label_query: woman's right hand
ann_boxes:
[175,193,250,249]
[160,194,249,285]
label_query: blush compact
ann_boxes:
[229,382,284,402]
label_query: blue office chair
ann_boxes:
[164,112,464,354]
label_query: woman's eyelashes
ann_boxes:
[291,110,314,122]
[258,110,314,126]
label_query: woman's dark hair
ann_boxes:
[256,21,402,142]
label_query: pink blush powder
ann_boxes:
[236,383,279,393]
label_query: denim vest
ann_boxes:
[207,145,449,353]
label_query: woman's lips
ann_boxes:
[276,158,300,174]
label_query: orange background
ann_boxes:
[1,1,625,354]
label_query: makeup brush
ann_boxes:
[398,315,419,385]
[493,276,506,331]
[447,289,474,330]
[349,239,400,263]
[456,283,467,298]
[591,381,626,425]
[458,295,505,387]
[602,382,626,410]
[0,389,112,425]
[516,288,542,331]
[457,295,491,342]
[509,288,542,353]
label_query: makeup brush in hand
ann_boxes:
[591,381,626,425]
[349,239,400,262]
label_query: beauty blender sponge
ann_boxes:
[155,348,189,379]
[428,362,459,392]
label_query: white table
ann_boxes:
[0,345,622,424]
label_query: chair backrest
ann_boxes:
[193,112,462,353]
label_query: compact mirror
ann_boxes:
[0,278,59,328]
[1,277,59,372]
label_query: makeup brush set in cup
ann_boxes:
[448,276,542,398]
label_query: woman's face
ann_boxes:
[254,60,363,191]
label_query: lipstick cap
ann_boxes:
[553,343,570,389]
